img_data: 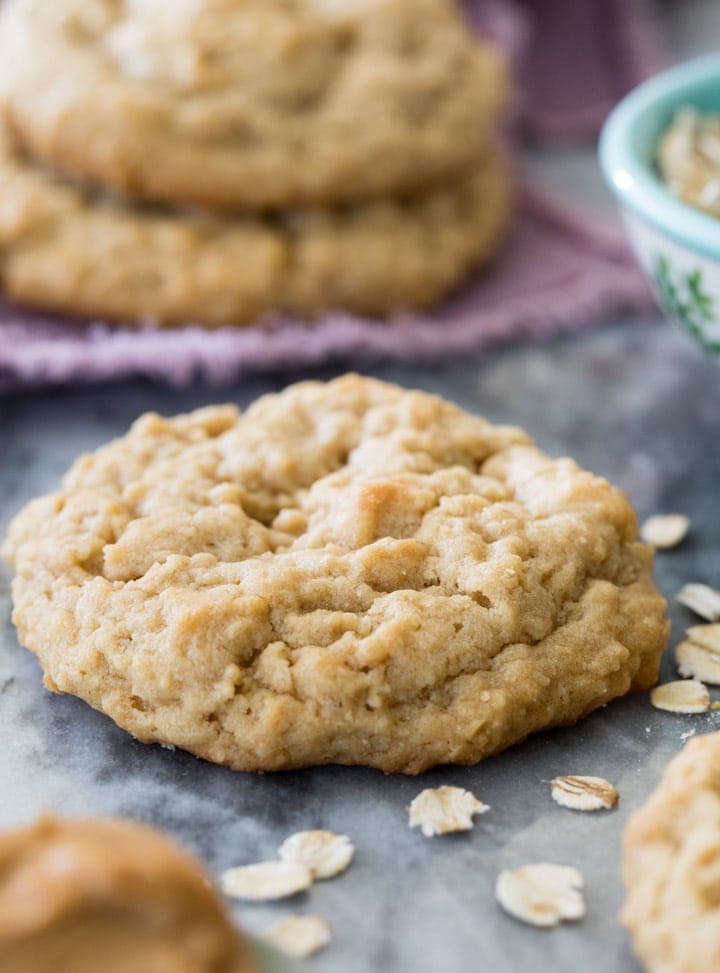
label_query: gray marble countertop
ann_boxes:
[2,318,720,973]
[3,5,720,968]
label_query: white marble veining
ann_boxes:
[2,3,720,964]
[2,318,719,972]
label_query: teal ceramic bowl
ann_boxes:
[600,53,720,353]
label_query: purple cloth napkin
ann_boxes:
[0,0,661,391]
[501,0,665,138]
[0,189,653,390]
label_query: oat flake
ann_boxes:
[650,680,710,714]
[640,514,690,549]
[676,640,720,686]
[551,775,618,811]
[221,860,312,901]
[496,864,585,927]
[686,624,720,653]
[676,584,720,622]
[408,786,489,837]
[278,831,354,880]
[264,915,331,958]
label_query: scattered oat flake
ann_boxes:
[650,680,710,714]
[687,624,720,653]
[550,776,618,811]
[676,584,720,622]
[278,831,354,880]
[495,864,585,928]
[221,861,312,901]
[408,786,489,837]
[640,513,690,549]
[676,640,720,685]
[264,915,331,958]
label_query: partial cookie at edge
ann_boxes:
[0,816,257,972]
[622,733,720,973]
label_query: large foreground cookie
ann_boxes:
[622,733,720,972]
[3,376,668,773]
[0,817,257,973]
[0,0,504,210]
[0,130,510,326]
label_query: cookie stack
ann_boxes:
[0,0,510,328]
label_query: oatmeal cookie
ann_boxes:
[3,376,669,773]
[0,128,510,326]
[0,0,505,210]
[622,733,720,973]
[0,816,257,973]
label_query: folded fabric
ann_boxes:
[468,0,665,138]
[0,0,661,390]
[0,188,653,390]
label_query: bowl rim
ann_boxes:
[599,52,720,260]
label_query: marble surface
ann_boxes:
[3,2,720,963]
[2,316,720,973]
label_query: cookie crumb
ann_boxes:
[264,915,331,958]
[650,680,710,714]
[408,786,489,837]
[550,775,618,811]
[640,514,690,549]
[680,728,696,741]
[220,861,312,901]
[278,831,354,880]
[495,864,585,927]
[676,583,720,621]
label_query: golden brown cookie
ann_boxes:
[0,0,505,210]
[0,816,257,973]
[0,127,511,326]
[622,732,720,973]
[3,376,669,774]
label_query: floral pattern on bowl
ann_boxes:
[600,53,720,357]
[622,210,720,353]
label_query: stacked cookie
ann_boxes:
[0,0,510,328]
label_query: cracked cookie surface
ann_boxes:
[3,375,669,773]
[0,129,510,326]
[622,732,720,973]
[0,0,505,210]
